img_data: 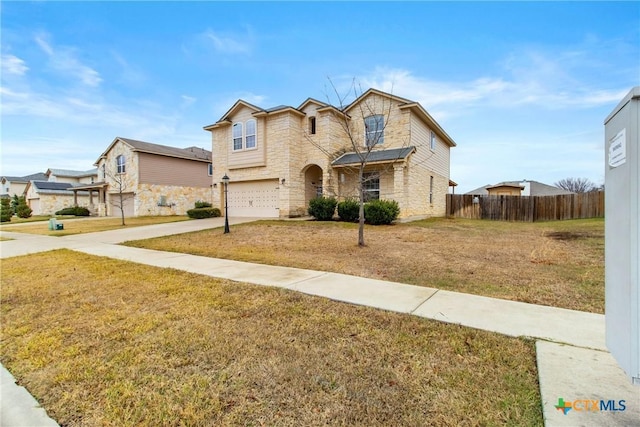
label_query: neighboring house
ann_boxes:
[466,180,575,196]
[25,180,96,216]
[24,169,98,215]
[204,88,457,219]
[46,168,98,184]
[87,137,213,217]
[1,172,47,198]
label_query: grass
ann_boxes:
[0,215,189,236]
[1,250,542,426]
[124,217,604,313]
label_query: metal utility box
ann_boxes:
[604,86,640,385]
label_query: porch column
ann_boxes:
[73,189,78,207]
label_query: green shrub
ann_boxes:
[364,199,400,225]
[337,198,360,222]
[15,203,32,219]
[308,196,337,221]
[187,207,221,219]
[55,206,90,216]
[0,198,12,222]
[194,200,212,208]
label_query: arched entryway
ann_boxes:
[303,164,323,207]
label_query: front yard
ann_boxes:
[1,250,542,426]
[124,217,605,313]
[0,215,189,236]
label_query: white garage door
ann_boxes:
[227,180,279,218]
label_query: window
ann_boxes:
[364,115,384,146]
[245,119,256,149]
[430,131,436,150]
[208,164,213,176]
[232,122,243,151]
[116,155,126,174]
[309,117,316,135]
[429,176,434,204]
[363,172,380,201]
[232,120,258,151]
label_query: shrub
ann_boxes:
[308,196,337,221]
[55,206,90,216]
[0,198,12,222]
[187,207,221,219]
[15,203,32,219]
[194,200,212,208]
[337,198,360,222]
[364,199,400,225]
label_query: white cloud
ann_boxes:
[202,29,251,54]
[34,32,103,87]
[1,54,29,75]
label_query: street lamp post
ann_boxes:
[222,174,230,234]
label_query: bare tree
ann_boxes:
[102,164,134,226]
[554,177,598,193]
[306,79,410,247]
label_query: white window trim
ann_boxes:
[364,115,384,147]
[232,120,258,152]
[430,131,436,151]
[116,155,126,174]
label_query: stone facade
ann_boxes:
[96,137,212,217]
[206,89,456,219]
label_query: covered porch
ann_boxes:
[69,182,109,216]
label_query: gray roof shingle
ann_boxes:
[332,146,416,166]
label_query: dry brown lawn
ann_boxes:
[0,215,189,236]
[125,217,604,313]
[1,250,542,426]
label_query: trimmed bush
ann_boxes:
[364,199,400,225]
[15,203,32,219]
[337,198,360,222]
[187,207,221,219]
[308,196,337,221]
[0,198,12,222]
[55,206,90,216]
[194,200,212,208]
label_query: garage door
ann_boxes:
[227,180,279,218]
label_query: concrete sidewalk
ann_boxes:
[1,219,638,426]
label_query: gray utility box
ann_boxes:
[604,86,640,385]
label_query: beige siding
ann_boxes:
[138,152,210,187]
[228,108,266,169]
[410,114,450,177]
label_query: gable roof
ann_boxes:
[95,137,212,164]
[343,88,457,148]
[1,172,47,183]
[332,146,416,167]
[46,168,98,178]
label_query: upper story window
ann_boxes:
[245,119,256,149]
[208,164,213,176]
[232,119,257,151]
[309,116,316,135]
[430,131,436,150]
[233,122,243,151]
[364,114,384,147]
[116,155,126,174]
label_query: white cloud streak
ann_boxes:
[1,54,29,75]
[34,32,103,87]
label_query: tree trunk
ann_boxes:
[358,166,365,246]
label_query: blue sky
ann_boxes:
[1,1,638,193]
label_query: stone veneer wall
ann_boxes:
[31,194,93,216]
[136,184,214,216]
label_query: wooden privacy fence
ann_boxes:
[446,191,604,222]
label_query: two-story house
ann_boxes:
[87,137,213,217]
[204,88,456,219]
